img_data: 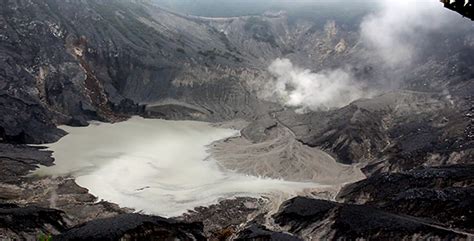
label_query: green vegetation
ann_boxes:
[38,233,52,241]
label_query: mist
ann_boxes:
[360,0,457,68]
[259,0,467,111]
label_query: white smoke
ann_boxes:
[263,58,372,111]
[261,0,464,111]
[360,0,454,68]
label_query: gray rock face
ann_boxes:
[2,0,473,144]
[280,91,473,173]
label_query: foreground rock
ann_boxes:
[272,197,470,240]
[54,214,205,241]
[338,164,474,232]
[179,197,266,240]
[0,204,70,240]
[236,224,303,241]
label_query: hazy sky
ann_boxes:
[151,0,456,18]
[151,0,377,18]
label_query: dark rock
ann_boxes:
[179,197,265,239]
[338,165,474,231]
[54,213,205,241]
[0,94,67,144]
[67,117,89,127]
[0,144,54,183]
[236,224,303,241]
[273,197,467,240]
[0,204,70,238]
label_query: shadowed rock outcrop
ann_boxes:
[338,165,474,232]
[273,197,469,240]
[0,204,70,240]
[236,224,303,241]
[54,214,205,241]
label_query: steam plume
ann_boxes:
[360,0,454,68]
[261,0,465,111]
[263,58,372,111]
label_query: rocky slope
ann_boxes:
[3,0,472,143]
[271,196,469,240]
[1,0,474,240]
[337,165,474,232]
